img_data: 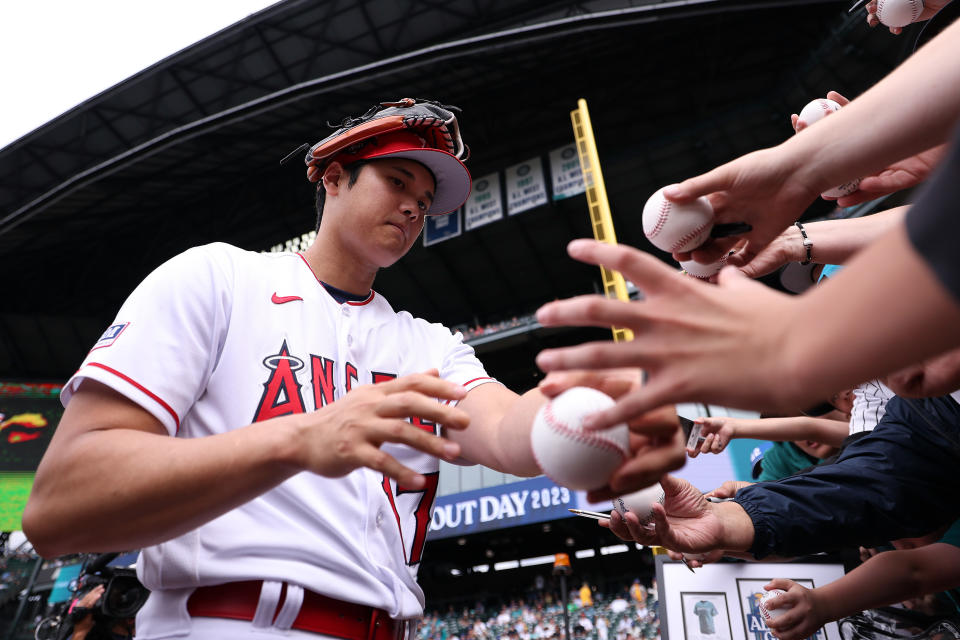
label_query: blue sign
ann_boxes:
[428,476,574,539]
[423,209,462,247]
[48,563,83,604]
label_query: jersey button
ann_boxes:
[347,335,354,346]
[375,510,384,527]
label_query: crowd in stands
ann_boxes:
[417,579,659,640]
[454,314,537,342]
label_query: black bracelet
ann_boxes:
[795,221,813,265]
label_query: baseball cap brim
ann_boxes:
[371,147,471,216]
[331,130,471,216]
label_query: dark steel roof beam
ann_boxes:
[253,25,296,87]
[89,108,134,149]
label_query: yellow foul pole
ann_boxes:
[570,98,633,343]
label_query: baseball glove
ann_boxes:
[304,98,470,183]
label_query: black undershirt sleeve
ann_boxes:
[905,126,960,304]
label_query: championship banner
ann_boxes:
[464,172,504,230]
[506,157,547,215]
[423,209,462,247]
[549,144,586,200]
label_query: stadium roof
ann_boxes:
[0,0,911,381]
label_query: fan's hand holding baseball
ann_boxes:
[536,240,798,427]
[866,0,950,34]
[601,474,748,554]
[687,417,736,457]
[762,580,826,640]
[587,417,686,502]
[295,370,468,489]
[665,144,823,266]
[790,91,849,134]
[835,143,947,207]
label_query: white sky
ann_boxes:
[0,0,280,151]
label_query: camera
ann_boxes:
[39,553,148,640]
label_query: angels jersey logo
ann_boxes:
[253,341,440,565]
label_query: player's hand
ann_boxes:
[536,240,800,428]
[297,370,469,489]
[587,414,687,501]
[705,480,754,499]
[687,417,736,457]
[763,579,826,640]
[865,0,952,34]
[835,144,947,207]
[601,474,729,553]
[883,345,960,398]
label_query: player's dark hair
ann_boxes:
[314,159,370,231]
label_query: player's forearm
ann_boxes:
[783,19,960,190]
[800,207,906,265]
[777,224,960,407]
[492,387,546,476]
[24,418,302,556]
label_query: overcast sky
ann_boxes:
[0,0,280,151]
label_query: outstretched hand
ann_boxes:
[537,240,800,428]
[687,416,736,457]
[601,475,732,554]
[836,144,947,207]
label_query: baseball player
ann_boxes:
[23,98,684,640]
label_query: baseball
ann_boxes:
[642,187,714,253]
[795,98,861,199]
[530,387,630,491]
[759,589,791,621]
[612,482,664,525]
[796,98,841,129]
[679,254,727,280]
[876,0,924,28]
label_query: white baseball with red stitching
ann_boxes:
[612,482,664,525]
[877,0,924,28]
[759,589,791,621]
[796,98,841,129]
[530,387,630,491]
[679,254,727,280]
[642,187,714,253]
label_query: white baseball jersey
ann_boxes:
[849,380,895,435]
[61,243,497,637]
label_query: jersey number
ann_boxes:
[381,472,438,566]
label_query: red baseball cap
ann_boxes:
[327,130,471,216]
